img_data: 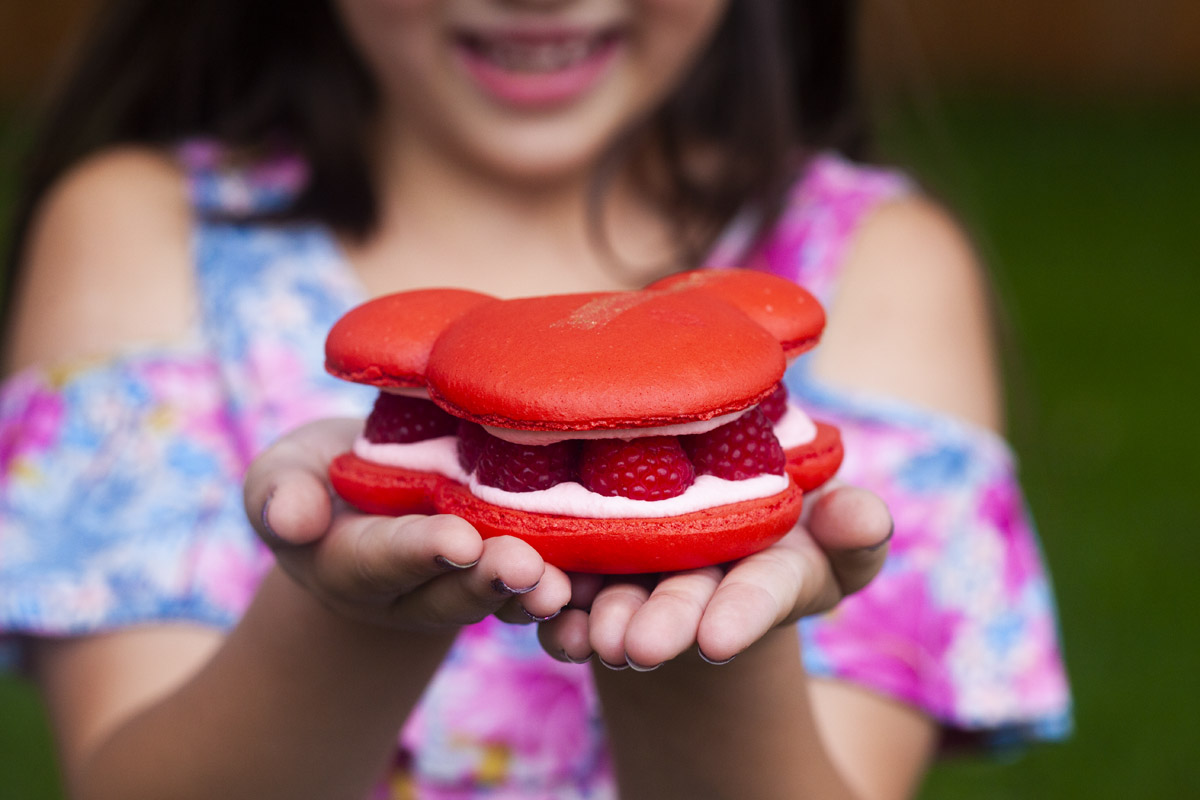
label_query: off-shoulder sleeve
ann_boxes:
[788,365,1073,750]
[0,347,272,670]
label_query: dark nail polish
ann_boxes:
[698,650,736,666]
[626,656,661,673]
[260,494,284,546]
[560,649,592,665]
[435,555,477,570]
[864,523,895,553]
[521,606,561,623]
[492,577,538,596]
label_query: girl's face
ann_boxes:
[334,0,729,185]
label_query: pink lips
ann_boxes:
[455,29,622,109]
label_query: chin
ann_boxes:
[457,123,624,189]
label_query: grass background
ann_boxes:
[875,96,1200,798]
[1,95,1199,798]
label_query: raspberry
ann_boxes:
[474,435,578,492]
[363,392,458,444]
[682,407,785,480]
[456,420,491,472]
[758,382,789,424]
[579,436,695,501]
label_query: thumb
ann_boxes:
[245,418,361,547]
[804,485,893,598]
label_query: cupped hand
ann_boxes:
[537,485,892,669]
[244,418,572,632]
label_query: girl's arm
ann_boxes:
[593,628,851,799]
[12,149,568,800]
[33,569,458,800]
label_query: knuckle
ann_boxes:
[654,582,711,619]
[348,519,398,594]
[596,583,650,613]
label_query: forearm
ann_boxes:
[594,625,856,800]
[70,567,456,800]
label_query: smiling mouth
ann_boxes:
[457,29,623,74]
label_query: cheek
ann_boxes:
[625,0,728,101]
[333,0,442,81]
[637,0,729,36]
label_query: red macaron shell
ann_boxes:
[325,288,496,388]
[434,480,804,574]
[784,421,844,492]
[328,452,448,516]
[647,269,826,358]
[425,290,785,432]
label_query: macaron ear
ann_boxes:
[325,288,496,388]
[647,269,825,358]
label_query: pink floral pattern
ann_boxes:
[0,372,64,473]
[0,147,1070,795]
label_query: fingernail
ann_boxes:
[598,658,630,671]
[260,494,284,546]
[435,555,478,570]
[492,577,538,596]
[521,606,562,623]
[698,650,736,666]
[626,656,661,673]
[560,649,592,665]
[864,523,895,553]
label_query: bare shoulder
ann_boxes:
[811,194,1004,431]
[4,145,194,373]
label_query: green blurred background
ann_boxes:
[2,2,1199,798]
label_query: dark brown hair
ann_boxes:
[3,0,865,304]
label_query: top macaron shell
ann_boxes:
[425,289,785,432]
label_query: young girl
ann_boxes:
[0,1,1071,798]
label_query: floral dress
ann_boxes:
[0,143,1071,798]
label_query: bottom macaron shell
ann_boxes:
[329,452,446,516]
[785,421,844,492]
[435,482,804,574]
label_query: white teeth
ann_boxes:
[482,37,600,73]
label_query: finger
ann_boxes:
[309,512,485,601]
[695,530,827,663]
[566,572,606,611]
[797,478,841,526]
[538,608,593,663]
[622,566,723,670]
[806,486,892,597]
[256,467,336,547]
[587,578,654,669]
[245,417,362,546]
[389,535,548,628]
[494,563,572,624]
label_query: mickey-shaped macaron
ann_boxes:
[324,269,843,574]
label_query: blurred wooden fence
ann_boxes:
[1,0,93,104]
[861,0,1200,96]
[3,0,1200,103]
